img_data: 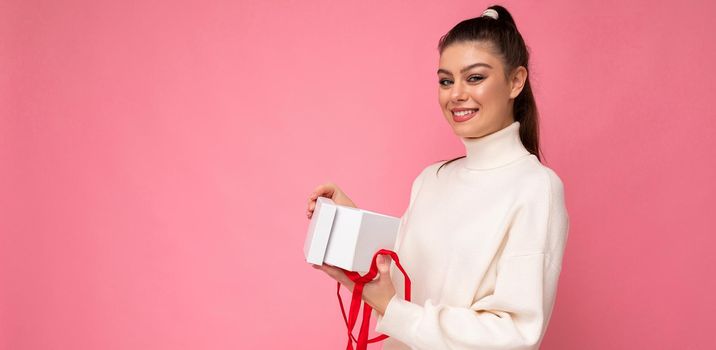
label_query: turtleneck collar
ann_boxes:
[460,121,531,170]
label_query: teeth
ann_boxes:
[453,109,477,116]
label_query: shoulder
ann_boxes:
[404,159,450,196]
[401,160,447,207]
[512,156,566,202]
[414,159,452,183]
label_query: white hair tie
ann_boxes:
[481,8,499,20]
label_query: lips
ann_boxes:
[451,108,479,122]
[452,109,478,117]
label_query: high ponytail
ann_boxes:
[436,5,543,176]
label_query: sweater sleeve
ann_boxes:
[374,169,570,350]
[392,166,429,251]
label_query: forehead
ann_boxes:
[438,41,502,71]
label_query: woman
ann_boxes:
[307,5,569,350]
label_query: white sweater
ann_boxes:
[374,121,569,350]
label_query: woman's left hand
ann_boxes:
[312,254,396,316]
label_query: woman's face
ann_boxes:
[437,41,527,138]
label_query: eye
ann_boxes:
[439,78,453,87]
[467,75,484,82]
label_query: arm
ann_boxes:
[375,170,570,350]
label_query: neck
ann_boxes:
[460,121,531,170]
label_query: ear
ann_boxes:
[508,66,528,99]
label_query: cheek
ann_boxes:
[469,85,489,101]
[473,83,506,106]
[438,90,450,107]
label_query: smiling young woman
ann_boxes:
[307,5,569,350]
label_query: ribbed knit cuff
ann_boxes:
[375,294,422,345]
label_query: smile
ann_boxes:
[451,109,479,122]
[453,109,478,116]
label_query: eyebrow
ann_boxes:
[437,62,493,75]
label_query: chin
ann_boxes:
[451,126,474,138]
[450,121,482,138]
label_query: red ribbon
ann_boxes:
[336,249,411,350]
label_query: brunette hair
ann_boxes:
[436,4,544,175]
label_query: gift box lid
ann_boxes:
[304,196,337,265]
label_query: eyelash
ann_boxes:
[439,75,484,87]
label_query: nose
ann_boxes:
[450,81,468,102]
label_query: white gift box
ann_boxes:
[304,197,400,273]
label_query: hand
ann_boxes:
[312,255,396,316]
[306,182,357,219]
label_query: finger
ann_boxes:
[306,197,319,218]
[307,196,320,218]
[307,185,333,218]
[307,193,321,204]
[318,265,354,289]
[321,264,347,279]
[307,202,318,219]
[311,184,335,199]
[377,255,392,274]
[307,194,318,207]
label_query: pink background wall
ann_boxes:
[2,0,715,349]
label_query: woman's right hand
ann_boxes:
[306,182,356,219]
